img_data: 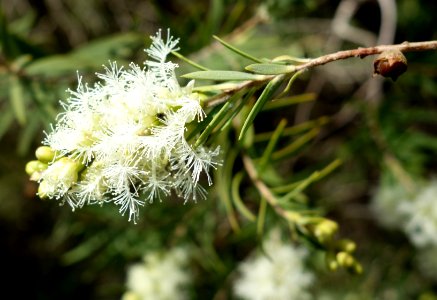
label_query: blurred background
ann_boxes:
[1,0,437,299]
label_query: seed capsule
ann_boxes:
[373,49,408,81]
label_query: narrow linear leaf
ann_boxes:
[195,101,233,148]
[258,119,288,172]
[216,146,240,232]
[193,82,242,92]
[186,105,222,141]
[62,233,110,265]
[279,159,342,201]
[182,70,265,81]
[232,172,256,221]
[213,35,263,63]
[272,159,342,194]
[17,115,39,155]
[254,116,330,142]
[219,88,256,133]
[272,127,320,161]
[172,51,209,71]
[272,55,311,64]
[9,75,26,125]
[0,109,14,139]
[257,196,267,237]
[278,69,306,98]
[239,75,284,140]
[194,90,245,147]
[263,93,317,111]
[245,63,296,75]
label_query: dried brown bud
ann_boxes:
[373,50,408,81]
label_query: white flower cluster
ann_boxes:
[26,30,220,222]
[372,179,437,248]
[122,247,191,300]
[233,228,314,300]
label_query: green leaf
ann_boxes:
[245,63,296,75]
[9,76,26,125]
[272,128,320,161]
[172,51,209,71]
[0,109,14,140]
[232,172,256,221]
[182,70,266,81]
[258,119,288,172]
[26,33,144,77]
[25,55,91,77]
[239,75,284,140]
[263,93,316,111]
[213,35,263,63]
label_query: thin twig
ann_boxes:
[206,40,437,108]
[241,154,287,218]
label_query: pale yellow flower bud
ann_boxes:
[35,146,56,163]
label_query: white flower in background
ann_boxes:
[399,180,437,248]
[371,178,437,248]
[370,181,412,229]
[26,29,220,222]
[122,247,191,300]
[233,228,314,300]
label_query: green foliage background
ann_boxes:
[1,0,437,299]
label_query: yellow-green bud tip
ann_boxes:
[25,160,48,176]
[37,180,50,199]
[336,239,357,253]
[336,251,355,267]
[35,146,56,163]
[314,219,339,244]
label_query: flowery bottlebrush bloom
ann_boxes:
[25,30,220,222]
[371,178,437,248]
[233,228,314,300]
[370,181,412,229]
[398,180,437,248]
[122,247,191,300]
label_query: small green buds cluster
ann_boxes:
[25,146,55,181]
[303,217,362,274]
[324,238,362,274]
[26,146,84,199]
[303,217,339,245]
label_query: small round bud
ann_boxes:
[37,180,50,199]
[336,251,355,267]
[35,146,56,163]
[313,219,339,244]
[25,160,48,175]
[36,157,83,199]
[336,239,357,253]
[325,252,339,271]
[373,50,408,81]
[352,262,363,274]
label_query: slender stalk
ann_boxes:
[205,40,437,108]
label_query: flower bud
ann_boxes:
[38,157,83,199]
[352,262,363,274]
[336,251,355,267]
[37,180,50,199]
[335,239,357,253]
[25,160,48,176]
[373,50,408,81]
[313,219,339,244]
[35,146,56,163]
[325,251,339,271]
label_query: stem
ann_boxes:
[298,41,437,70]
[205,40,437,108]
[242,154,289,219]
